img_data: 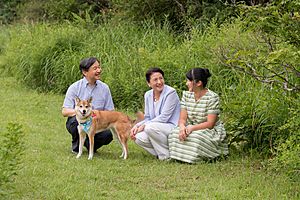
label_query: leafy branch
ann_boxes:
[219,45,300,92]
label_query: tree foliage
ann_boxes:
[241,0,300,48]
[114,0,240,32]
[0,0,272,28]
[218,0,300,178]
[1,0,113,24]
[0,0,24,24]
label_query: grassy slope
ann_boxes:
[1,77,299,200]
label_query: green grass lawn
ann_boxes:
[1,77,299,200]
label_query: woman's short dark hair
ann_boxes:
[186,68,211,87]
[79,57,99,74]
[145,67,164,83]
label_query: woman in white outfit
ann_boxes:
[130,67,180,160]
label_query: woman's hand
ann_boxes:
[130,125,145,140]
[179,125,187,141]
[130,127,138,140]
[179,125,194,141]
[185,125,193,135]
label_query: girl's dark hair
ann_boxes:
[186,68,211,87]
[79,57,99,74]
[145,67,164,83]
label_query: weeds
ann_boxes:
[0,123,24,198]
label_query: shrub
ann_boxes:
[4,0,113,24]
[268,98,300,181]
[0,0,24,24]
[0,123,24,197]
[240,0,300,48]
[114,0,237,32]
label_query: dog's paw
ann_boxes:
[88,156,93,160]
[120,152,127,159]
[76,154,81,159]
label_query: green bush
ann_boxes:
[114,0,237,32]
[240,0,300,48]
[208,18,299,153]
[0,0,24,24]
[215,6,300,173]
[0,123,24,197]
[268,98,300,181]
[0,0,113,24]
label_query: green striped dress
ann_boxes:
[168,90,228,163]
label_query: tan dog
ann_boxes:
[75,97,132,160]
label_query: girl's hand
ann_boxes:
[179,125,194,141]
[179,126,187,141]
[185,125,193,135]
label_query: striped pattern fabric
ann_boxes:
[168,90,228,163]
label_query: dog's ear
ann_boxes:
[88,96,93,103]
[75,96,80,104]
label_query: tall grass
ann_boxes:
[0,21,258,106]
[0,21,182,110]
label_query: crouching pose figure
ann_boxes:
[130,67,180,160]
[168,68,228,163]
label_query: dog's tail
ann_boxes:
[131,111,144,126]
[129,117,136,126]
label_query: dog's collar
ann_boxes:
[80,117,92,133]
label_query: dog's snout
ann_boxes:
[83,110,86,114]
